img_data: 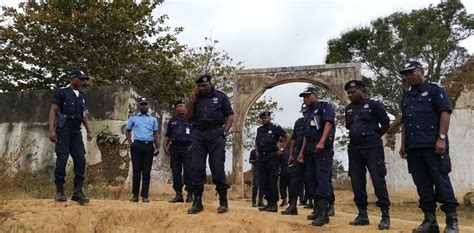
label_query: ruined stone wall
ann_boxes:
[0,85,173,193]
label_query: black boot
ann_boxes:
[281,197,298,215]
[312,199,330,227]
[217,190,229,214]
[300,196,308,206]
[55,186,67,202]
[169,192,184,203]
[71,191,89,204]
[304,198,314,209]
[187,192,204,214]
[378,207,390,230]
[444,212,459,233]
[129,195,139,202]
[350,206,370,225]
[412,212,439,233]
[259,200,270,211]
[328,202,335,217]
[265,202,278,212]
[307,202,320,220]
[257,198,264,207]
[185,192,193,203]
[279,198,288,207]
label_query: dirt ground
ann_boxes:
[1,190,473,233]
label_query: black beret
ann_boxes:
[174,99,184,107]
[344,80,365,91]
[195,74,212,83]
[259,111,271,118]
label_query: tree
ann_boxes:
[326,0,473,116]
[0,0,186,109]
[178,38,281,149]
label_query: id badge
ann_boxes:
[186,127,190,135]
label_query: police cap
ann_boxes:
[67,70,89,80]
[195,74,212,84]
[344,80,365,91]
[400,61,423,74]
[259,111,271,118]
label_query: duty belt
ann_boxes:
[350,134,379,146]
[135,140,153,144]
[195,125,222,131]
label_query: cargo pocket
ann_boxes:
[439,153,452,174]
[377,161,387,176]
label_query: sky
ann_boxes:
[2,0,473,171]
[152,0,474,171]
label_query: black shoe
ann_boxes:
[187,193,203,214]
[185,193,193,203]
[300,197,308,206]
[281,198,298,215]
[129,195,139,202]
[169,192,184,203]
[265,202,278,212]
[378,208,390,230]
[252,202,257,207]
[71,192,89,204]
[217,198,228,214]
[350,206,370,225]
[444,212,459,233]
[279,198,287,207]
[259,202,270,211]
[328,203,335,217]
[312,199,329,227]
[55,192,67,202]
[142,197,150,203]
[413,212,439,233]
[257,199,265,207]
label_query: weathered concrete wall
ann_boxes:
[380,59,474,198]
[0,85,172,193]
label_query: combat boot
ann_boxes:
[444,212,459,233]
[281,197,298,215]
[187,192,204,214]
[279,198,287,207]
[217,190,229,213]
[71,191,89,204]
[185,192,193,203]
[55,191,67,202]
[328,202,335,216]
[257,198,264,207]
[412,212,439,233]
[378,207,390,230]
[169,192,184,203]
[307,200,320,220]
[312,199,330,226]
[350,206,370,225]
[265,202,278,212]
[259,201,270,211]
[300,196,308,206]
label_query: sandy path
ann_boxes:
[1,198,473,233]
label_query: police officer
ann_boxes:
[125,97,160,203]
[344,80,391,230]
[48,70,92,204]
[399,61,459,233]
[278,146,290,207]
[281,104,307,215]
[297,85,335,227]
[164,100,193,203]
[249,149,264,207]
[185,74,234,214]
[256,111,291,213]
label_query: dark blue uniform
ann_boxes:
[52,87,87,193]
[256,123,287,204]
[288,118,306,201]
[345,97,391,209]
[401,82,458,214]
[279,148,290,201]
[303,101,335,202]
[249,149,264,204]
[165,115,193,194]
[190,89,233,194]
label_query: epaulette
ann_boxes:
[429,82,443,88]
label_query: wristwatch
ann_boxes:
[439,134,446,140]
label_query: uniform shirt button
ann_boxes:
[410,133,414,135]
[416,125,419,128]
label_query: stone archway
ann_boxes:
[231,63,361,196]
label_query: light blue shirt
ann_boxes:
[126,112,159,142]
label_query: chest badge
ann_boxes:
[212,97,218,104]
[268,130,272,134]
[347,109,353,113]
[314,109,319,114]
[364,104,369,108]
[421,91,428,96]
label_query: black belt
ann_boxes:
[195,125,222,131]
[134,140,153,144]
[171,141,192,147]
[350,134,379,146]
